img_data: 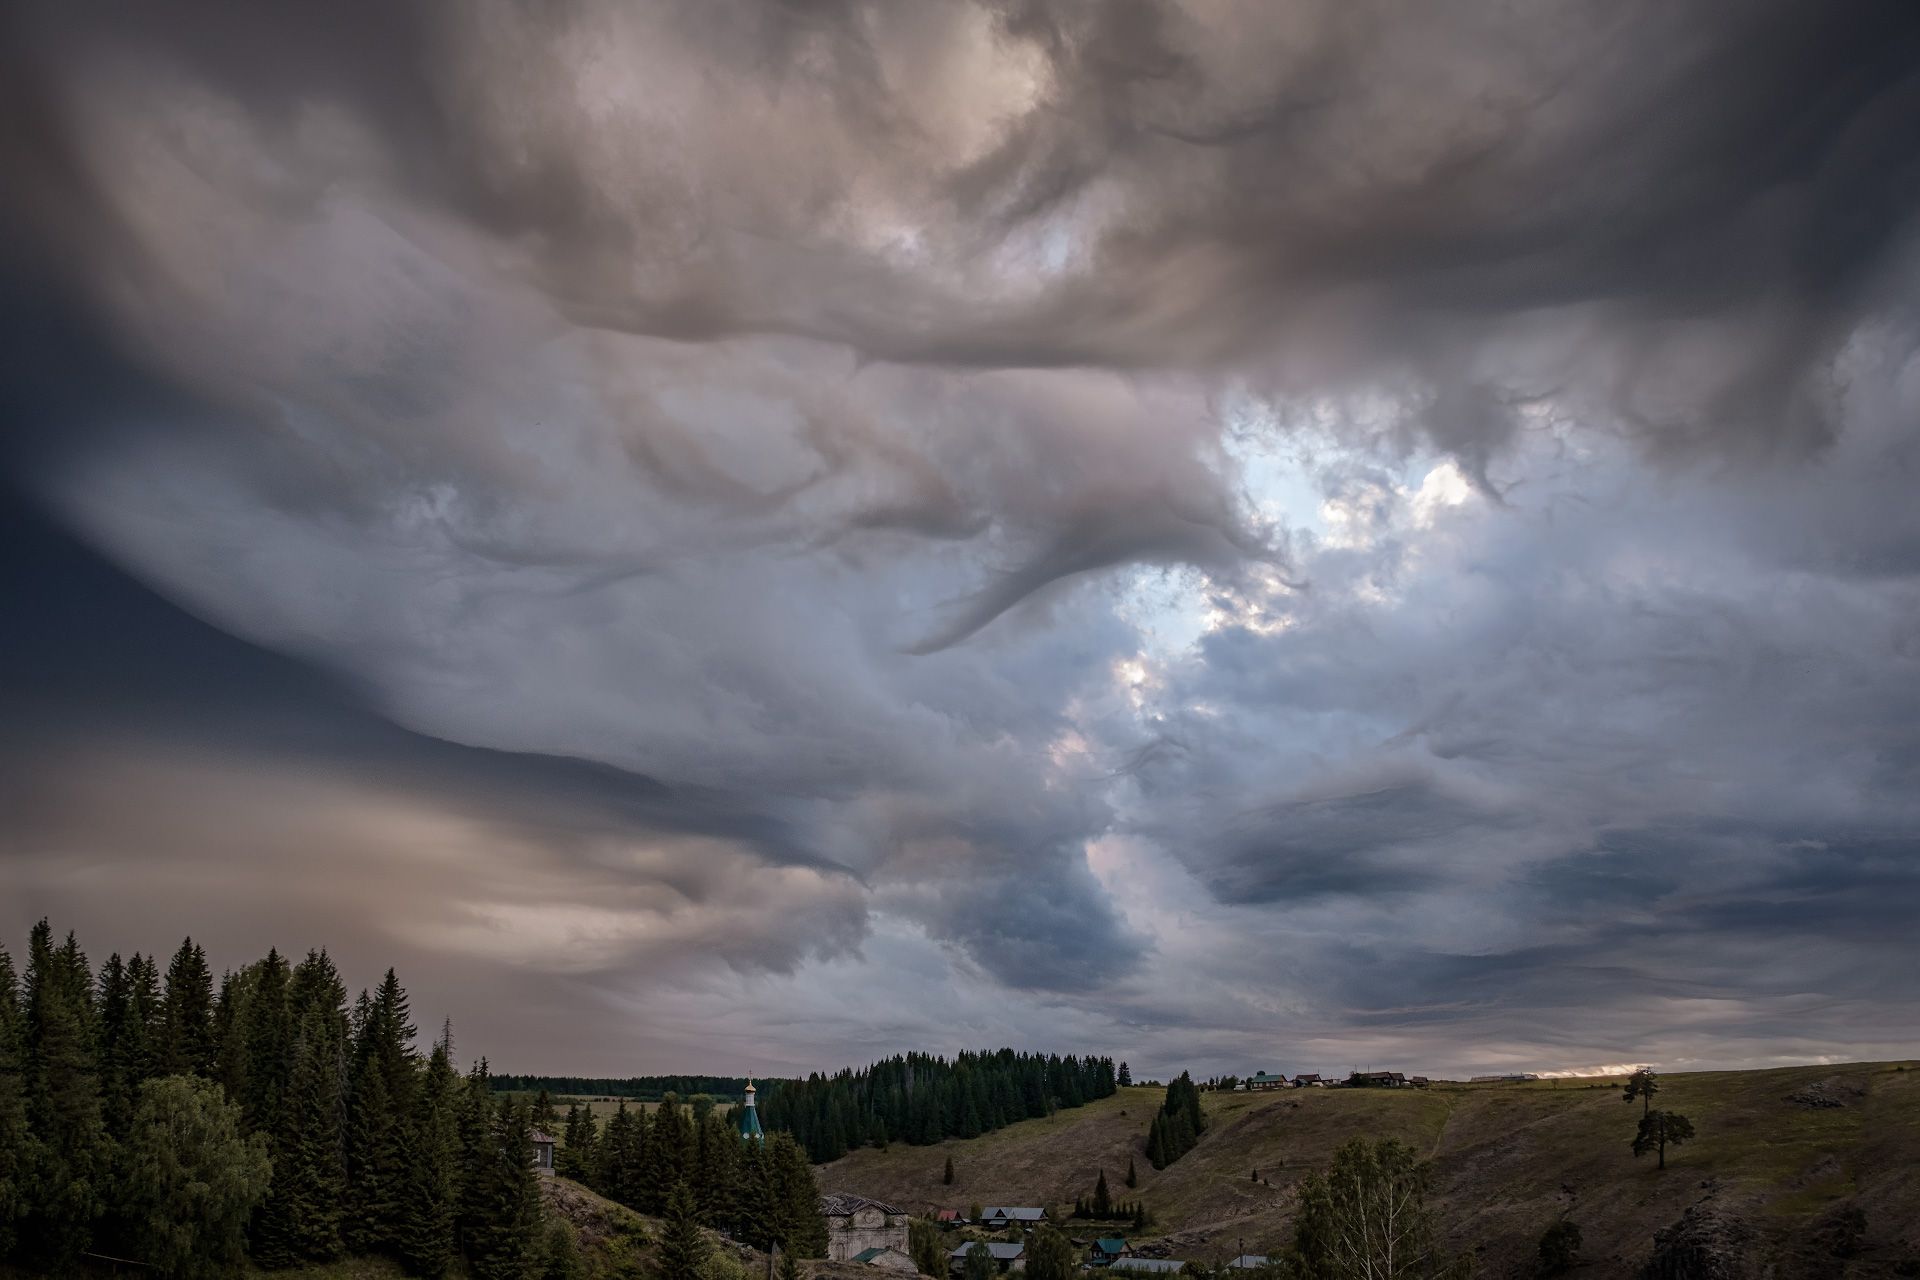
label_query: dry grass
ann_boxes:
[820,1063,1920,1277]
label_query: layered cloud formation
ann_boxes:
[3,0,1919,1077]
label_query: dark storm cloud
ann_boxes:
[3,0,1920,1075]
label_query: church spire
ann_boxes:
[739,1077,765,1143]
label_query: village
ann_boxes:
[811,1068,1465,1277]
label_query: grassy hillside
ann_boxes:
[819,1062,1920,1277]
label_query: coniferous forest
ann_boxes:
[0,920,557,1277]
[757,1049,1119,1162]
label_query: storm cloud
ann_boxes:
[3,0,1918,1078]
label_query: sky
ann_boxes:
[3,0,1920,1083]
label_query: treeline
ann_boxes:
[1145,1071,1206,1168]
[0,920,564,1279]
[758,1049,1119,1162]
[495,1074,780,1102]
[550,1097,826,1257]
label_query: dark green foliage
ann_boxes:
[1026,1226,1076,1280]
[397,1035,462,1278]
[242,949,291,1137]
[558,1102,599,1182]
[492,1073,770,1102]
[1632,1110,1695,1169]
[1622,1068,1659,1117]
[1131,1203,1147,1231]
[1146,1072,1205,1170]
[1093,1169,1112,1218]
[1537,1218,1581,1274]
[210,967,251,1110]
[659,1180,710,1280]
[122,1074,271,1279]
[0,943,27,1261]
[252,1000,348,1267]
[694,1107,741,1227]
[758,1050,1119,1161]
[779,1246,804,1280]
[964,1242,996,1280]
[768,1132,828,1258]
[1125,1156,1137,1189]
[909,1217,945,1277]
[1118,1062,1132,1087]
[1288,1138,1468,1280]
[19,920,108,1268]
[544,1216,587,1280]
[944,1154,955,1185]
[161,939,216,1078]
[464,1096,545,1280]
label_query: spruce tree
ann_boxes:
[778,1244,804,1280]
[125,952,163,1088]
[1092,1169,1112,1218]
[343,1053,398,1253]
[1125,1157,1137,1189]
[398,1035,461,1278]
[242,948,291,1137]
[456,1060,496,1257]
[558,1103,598,1183]
[693,1107,740,1227]
[211,967,252,1109]
[95,953,139,1141]
[733,1129,777,1250]
[160,938,215,1077]
[465,1097,544,1280]
[252,1002,347,1266]
[0,942,27,1261]
[19,920,107,1268]
[658,1180,709,1280]
[768,1133,827,1258]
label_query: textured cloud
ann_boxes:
[3,0,1919,1077]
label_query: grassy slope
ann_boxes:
[819,1062,1920,1277]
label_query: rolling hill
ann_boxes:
[817,1061,1920,1277]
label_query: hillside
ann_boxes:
[818,1062,1920,1278]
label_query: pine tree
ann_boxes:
[160,938,215,1077]
[211,967,252,1109]
[398,1035,461,1278]
[558,1103,598,1183]
[693,1107,740,1227]
[1125,1157,1137,1189]
[1632,1110,1696,1170]
[456,1060,496,1257]
[778,1244,804,1280]
[344,1054,399,1253]
[125,952,163,1088]
[19,921,107,1268]
[733,1130,777,1251]
[1092,1169,1112,1218]
[659,1180,709,1280]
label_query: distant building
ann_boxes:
[951,1242,1027,1274]
[1290,1074,1322,1088]
[980,1207,1048,1229]
[739,1079,766,1142]
[1349,1071,1407,1089]
[1110,1258,1185,1275]
[529,1129,556,1176]
[1243,1072,1289,1091]
[1088,1237,1133,1266]
[935,1209,963,1225]
[853,1246,919,1273]
[822,1194,911,1263]
[1408,1076,1431,1089]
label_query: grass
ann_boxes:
[819,1062,1920,1277]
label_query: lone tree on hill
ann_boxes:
[1125,1156,1137,1189]
[1118,1062,1132,1087]
[1632,1110,1695,1170]
[1622,1068,1659,1117]
[944,1154,955,1185]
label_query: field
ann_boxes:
[818,1062,1920,1277]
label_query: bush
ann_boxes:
[1538,1219,1581,1274]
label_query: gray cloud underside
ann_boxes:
[3,0,1919,1076]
